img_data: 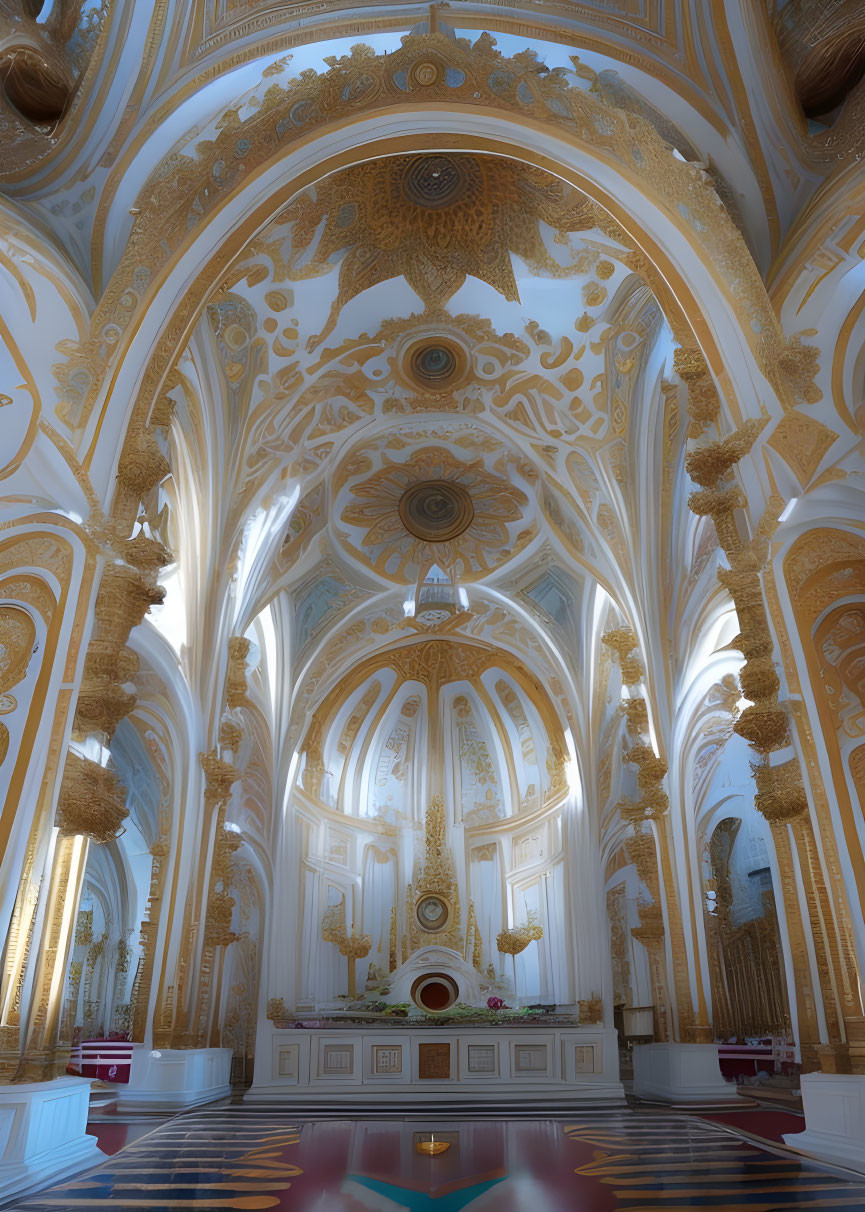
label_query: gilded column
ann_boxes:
[681,353,851,1069]
[19,834,89,1080]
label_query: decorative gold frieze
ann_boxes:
[123,534,172,586]
[320,901,371,1000]
[602,628,644,685]
[94,564,165,648]
[601,627,638,662]
[74,676,136,739]
[621,697,648,735]
[624,744,669,817]
[685,418,765,487]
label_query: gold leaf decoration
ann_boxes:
[275,152,597,349]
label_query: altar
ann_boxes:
[248,1023,624,1106]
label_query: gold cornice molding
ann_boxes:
[62,30,801,474]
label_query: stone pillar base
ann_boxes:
[632,1042,738,1104]
[783,1074,865,1175]
[113,1046,232,1111]
[0,1076,101,1203]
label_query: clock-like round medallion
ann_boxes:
[416,893,450,933]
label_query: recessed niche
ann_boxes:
[411,972,459,1013]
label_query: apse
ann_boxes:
[291,640,572,1011]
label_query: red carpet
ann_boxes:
[700,1107,806,1145]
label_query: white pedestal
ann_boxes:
[0,1076,101,1203]
[632,1042,738,1104]
[113,1046,232,1111]
[783,1074,865,1174]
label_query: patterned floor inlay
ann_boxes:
[10,1107,865,1211]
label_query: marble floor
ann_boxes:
[10,1106,865,1211]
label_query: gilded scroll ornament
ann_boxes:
[218,718,242,752]
[685,419,766,487]
[683,403,809,830]
[266,997,287,1022]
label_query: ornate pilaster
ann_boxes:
[191,749,241,1046]
[603,629,703,1040]
[681,361,850,1068]
[132,840,170,1044]
[18,835,89,1081]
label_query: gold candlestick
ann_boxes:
[415,1133,450,1156]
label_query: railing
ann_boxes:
[67,1039,134,1083]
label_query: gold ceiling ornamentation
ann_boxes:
[398,480,474,543]
[766,411,838,486]
[0,605,36,700]
[339,443,534,582]
[389,639,493,689]
[60,30,804,436]
[273,152,596,349]
[403,335,470,394]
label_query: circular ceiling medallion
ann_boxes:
[411,343,457,383]
[399,481,474,543]
[415,893,451,933]
[402,335,468,392]
[402,155,470,209]
[411,972,459,1013]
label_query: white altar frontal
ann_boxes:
[249,1023,623,1106]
